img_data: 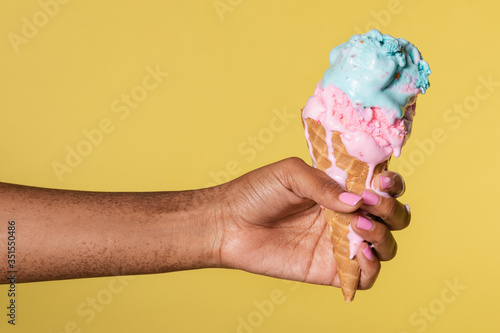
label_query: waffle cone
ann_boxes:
[303,117,389,302]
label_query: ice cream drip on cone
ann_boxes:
[301,29,431,302]
[303,117,389,302]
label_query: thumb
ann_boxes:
[277,158,363,213]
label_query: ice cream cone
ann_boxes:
[303,117,389,302]
[299,30,430,301]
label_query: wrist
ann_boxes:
[164,185,227,270]
[196,186,226,269]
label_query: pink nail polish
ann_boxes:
[339,193,362,206]
[362,190,379,206]
[357,216,374,231]
[362,245,374,260]
[380,176,392,190]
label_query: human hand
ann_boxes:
[215,157,410,290]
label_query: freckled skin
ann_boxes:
[0,183,225,283]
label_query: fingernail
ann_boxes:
[356,216,374,231]
[362,190,379,206]
[339,193,362,206]
[380,176,392,190]
[405,204,411,213]
[362,245,374,260]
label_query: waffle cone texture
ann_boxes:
[303,117,389,302]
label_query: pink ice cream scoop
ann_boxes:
[303,29,430,190]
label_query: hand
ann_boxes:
[216,157,410,290]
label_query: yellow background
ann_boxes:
[0,0,498,332]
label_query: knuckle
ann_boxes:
[374,230,397,262]
[379,198,397,222]
[318,178,338,201]
[360,262,380,290]
[277,158,308,181]
[283,157,306,169]
[273,157,303,179]
[376,228,391,247]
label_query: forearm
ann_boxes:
[0,182,224,283]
